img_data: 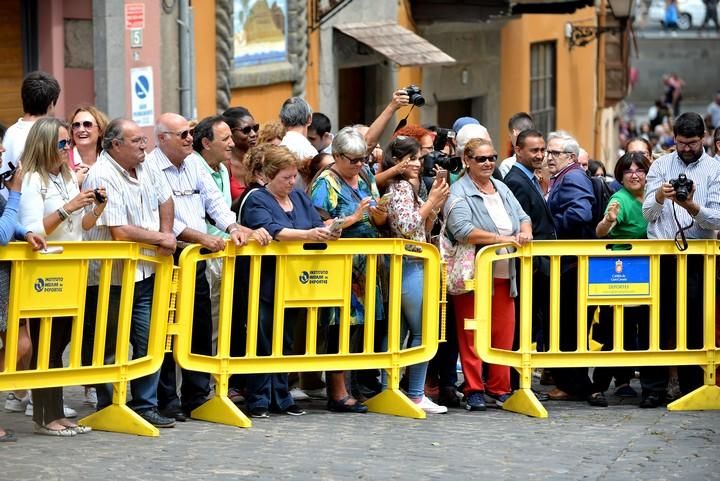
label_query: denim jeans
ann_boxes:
[382,258,427,399]
[246,301,294,411]
[85,276,159,413]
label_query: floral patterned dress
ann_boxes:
[310,165,384,325]
[386,180,428,243]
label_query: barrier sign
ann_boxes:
[130,67,154,127]
[588,256,650,296]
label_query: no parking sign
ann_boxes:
[130,66,154,127]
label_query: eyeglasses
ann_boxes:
[547,150,571,158]
[675,138,702,150]
[172,189,200,197]
[467,154,497,164]
[341,153,368,164]
[72,120,95,130]
[233,124,260,135]
[162,130,191,140]
[623,169,646,177]
[57,138,72,150]
[120,136,149,146]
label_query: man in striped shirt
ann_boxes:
[82,118,177,428]
[146,112,270,421]
[641,112,720,408]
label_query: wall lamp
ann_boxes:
[565,0,634,48]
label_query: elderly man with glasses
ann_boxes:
[145,112,272,422]
[544,131,603,407]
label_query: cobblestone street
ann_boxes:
[1,382,718,481]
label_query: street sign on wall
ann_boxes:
[125,3,145,29]
[130,66,154,127]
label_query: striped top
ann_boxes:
[643,150,720,240]
[82,150,173,285]
[145,148,235,237]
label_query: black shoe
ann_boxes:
[327,395,368,413]
[284,404,306,416]
[139,408,176,428]
[639,392,666,409]
[533,390,550,402]
[587,392,609,407]
[160,407,187,422]
[437,387,462,407]
[465,391,487,411]
[250,407,269,418]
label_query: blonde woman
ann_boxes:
[18,118,106,436]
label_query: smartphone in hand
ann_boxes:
[377,192,393,208]
[329,218,344,234]
[436,169,448,183]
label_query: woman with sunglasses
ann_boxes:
[67,104,109,185]
[310,126,388,413]
[380,135,449,414]
[590,152,652,403]
[18,118,106,436]
[445,137,532,411]
[222,106,259,201]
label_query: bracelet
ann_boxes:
[227,225,240,234]
[57,207,69,221]
[91,207,101,218]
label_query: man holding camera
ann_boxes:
[641,112,720,408]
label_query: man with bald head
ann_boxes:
[577,148,589,171]
[82,118,178,427]
[146,112,271,420]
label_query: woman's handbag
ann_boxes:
[433,198,476,296]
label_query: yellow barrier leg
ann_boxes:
[502,360,548,418]
[667,366,720,411]
[79,382,160,437]
[364,367,426,419]
[190,373,252,428]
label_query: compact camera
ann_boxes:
[670,174,693,202]
[94,189,107,203]
[404,85,425,107]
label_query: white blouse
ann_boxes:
[479,191,512,279]
[20,171,83,241]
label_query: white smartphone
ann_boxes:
[40,246,64,254]
[329,218,344,233]
[377,192,393,208]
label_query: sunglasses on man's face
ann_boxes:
[162,130,191,140]
[234,124,260,135]
[71,120,95,130]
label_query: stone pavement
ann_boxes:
[1,381,718,481]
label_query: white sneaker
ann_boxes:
[417,395,448,414]
[289,388,310,401]
[303,387,327,399]
[84,387,98,407]
[25,400,78,418]
[4,393,30,412]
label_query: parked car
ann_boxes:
[647,0,718,30]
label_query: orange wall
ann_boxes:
[230,82,294,124]
[193,0,217,118]
[500,6,597,155]
[306,24,320,111]
[397,0,421,126]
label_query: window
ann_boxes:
[530,41,556,136]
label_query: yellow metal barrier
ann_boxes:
[469,240,720,418]
[174,239,441,427]
[0,241,174,436]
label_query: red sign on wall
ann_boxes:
[125,3,145,30]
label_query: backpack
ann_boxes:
[588,174,612,228]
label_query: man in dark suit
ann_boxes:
[504,130,556,389]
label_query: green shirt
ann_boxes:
[199,153,232,239]
[605,187,647,240]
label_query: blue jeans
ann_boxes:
[246,301,294,411]
[382,259,427,399]
[85,276,159,413]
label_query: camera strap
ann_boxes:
[393,105,415,134]
[672,201,693,251]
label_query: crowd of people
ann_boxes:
[1,70,719,442]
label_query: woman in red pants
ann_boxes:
[444,138,532,411]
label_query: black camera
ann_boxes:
[94,189,107,203]
[404,85,425,107]
[433,128,456,151]
[670,174,693,202]
[423,151,462,177]
[0,162,18,184]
